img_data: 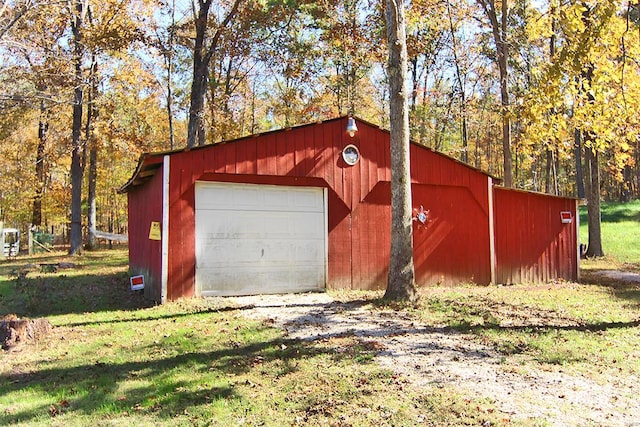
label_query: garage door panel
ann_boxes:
[197,269,324,296]
[197,238,324,267]
[291,212,325,237]
[198,264,324,294]
[197,184,323,213]
[195,182,326,296]
[198,211,290,239]
[285,188,324,210]
[293,242,323,262]
[197,211,324,240]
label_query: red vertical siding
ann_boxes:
[213,143,225,173]
[293,128,305,176]
[224,143,237,174]
[275,132,288,175]
[264,134,277,175]
[127,165,163,301]
[328,193,353,288]
[257,135,268,174]
[236,140,249,174]
[166,157,197,300]
[493,188,578,284]
[412,184,492,285]
[351,183,390,289]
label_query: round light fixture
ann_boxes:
[342,144,360,165]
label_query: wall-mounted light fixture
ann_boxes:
[346,117,358,137]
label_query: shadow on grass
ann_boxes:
[0,248,141,318]
[58,301,343,328]
[0,250,127,275]
[420,292,640,333]
[0,335,325,424]
[451,317,640,335]
[58,304,257,328]
[238,294,640,340]
[418,296,640,334]
[0,271,153,318]
[580,269,640,305]
[0,254,71,274]
[579,201,640,224]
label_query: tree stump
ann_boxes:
[0,315,52,351]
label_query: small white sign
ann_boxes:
[560,211,573,224]
[130,275,145,291]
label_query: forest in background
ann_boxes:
[0,0,638,250]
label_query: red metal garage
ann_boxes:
[119,116,579,302]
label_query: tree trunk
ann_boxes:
[477,0,512,187]
[166,0,176,149]
[32,100,47,227]
[384,0,418,303]
[621,165,631,202]
[581,53,603,256]
[553,147,559,195]
[447,1,468,163]
[574,128,585,198]
[634,140,640,199]
[545,8,557,196]
[167,72,175,150]
[86,57,98,250]
[409,57,418,112]
[186,0,211,148]
[86,145,97,249]
[544,148,552,193]
[69,0,85,255]
[461,114,468,163]
[186,0,242,148]
[187,60,208,147]
[498,0,512,187]
[585,145,604,257]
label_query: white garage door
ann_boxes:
[195,182,327,296]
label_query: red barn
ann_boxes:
[119,117,580,302]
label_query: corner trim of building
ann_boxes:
[323,187,329,290]
[488,177,496,285]
[161,155,170,303]
[575,199,581,282]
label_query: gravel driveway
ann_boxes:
[229,292,640,426]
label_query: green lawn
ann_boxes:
[579,199,640,264]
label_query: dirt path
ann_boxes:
[230,293,640,426]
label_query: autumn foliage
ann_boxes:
[0,0,638,249]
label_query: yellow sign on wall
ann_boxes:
[149,222,161,240]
